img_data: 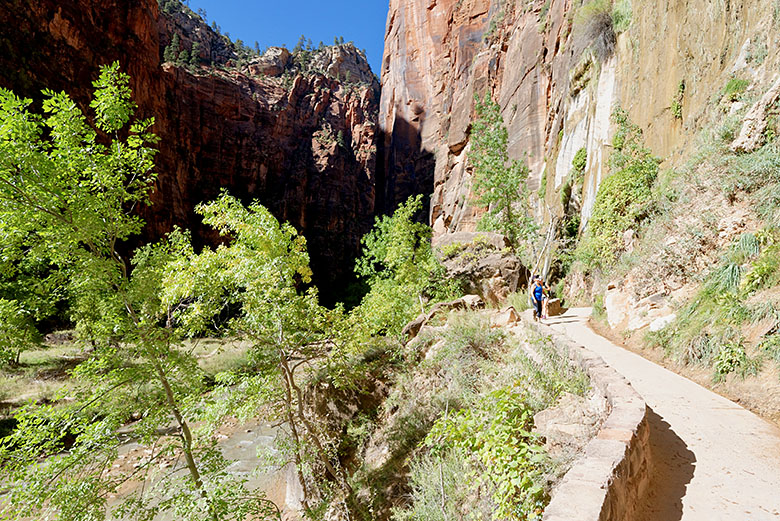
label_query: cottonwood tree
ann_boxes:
[0,64,275,521]
[159,193,359,513]
[469,93,536,251]
[163,194,459,515]
[354,195,457,338]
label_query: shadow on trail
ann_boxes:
[540,317,581,325]
[636,407,696,521]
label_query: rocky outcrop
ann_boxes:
[147,64,379,299]
[158,5,237,66]
[248,47,292,76]
[309,45,377,85]
[434,231,528,304]
[0,0,379,298]
[401,294,485,340]
[731,75,780,153]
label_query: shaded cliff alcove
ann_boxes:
[375,113,436,220]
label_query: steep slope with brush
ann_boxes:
[380,0,773,234]
[379,0,780,415]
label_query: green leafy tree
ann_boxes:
[354,195,457,337]
[0,64,275,521]
[470,93,536,251]
[159,192,355,512]
[0,238,65,361]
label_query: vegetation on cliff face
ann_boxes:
[560,67,780,395]
[158,0,377,86]
[636,102,780,383]
[573,0,632,63]
[576,107,660,267]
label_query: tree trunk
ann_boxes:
[280,356,353,497]
[280,352,312,511]
[152,358,220,521]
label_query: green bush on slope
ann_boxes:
[576,108,660,268]
[386,316,588,521]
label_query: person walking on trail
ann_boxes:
[531,276,545,321]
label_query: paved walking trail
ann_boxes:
[545,308,780,521]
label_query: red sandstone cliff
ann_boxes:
[0,0,379,297]
[379,0,773,238]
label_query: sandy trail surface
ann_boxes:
[545,308,780,521]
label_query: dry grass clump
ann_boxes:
[574,0,617,62]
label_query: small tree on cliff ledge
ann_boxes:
[469,93,536,251]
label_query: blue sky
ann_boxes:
[185,0,390,74]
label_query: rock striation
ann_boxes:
[0,0,379,298]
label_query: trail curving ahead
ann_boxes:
[545,308,780,521]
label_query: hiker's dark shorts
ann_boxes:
[533,298,542,317]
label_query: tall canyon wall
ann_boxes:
[0,0,379,298]
[3,0,778,297]
[379,0,775,237]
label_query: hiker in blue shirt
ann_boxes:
[531,275,545,321]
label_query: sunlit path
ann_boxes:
[546,308,780,521]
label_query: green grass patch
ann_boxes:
[645,232,780,379]
[721,77,750,102]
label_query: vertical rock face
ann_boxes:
[379,0,578,233]
[0,0,379,298]
[377,0,496,218]
[378,0,773,236]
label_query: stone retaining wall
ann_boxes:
[521,315,652,521]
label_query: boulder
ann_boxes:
[604,283,631,329]
[247,46,291,76]
[649,314,676,332]
[433,231,509,251]
[44,330,75,345]
[437,233,529,306]
[491,306,520,327]
[546,297,565,317]
[533,392,603,457]
[461,294,485,309]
